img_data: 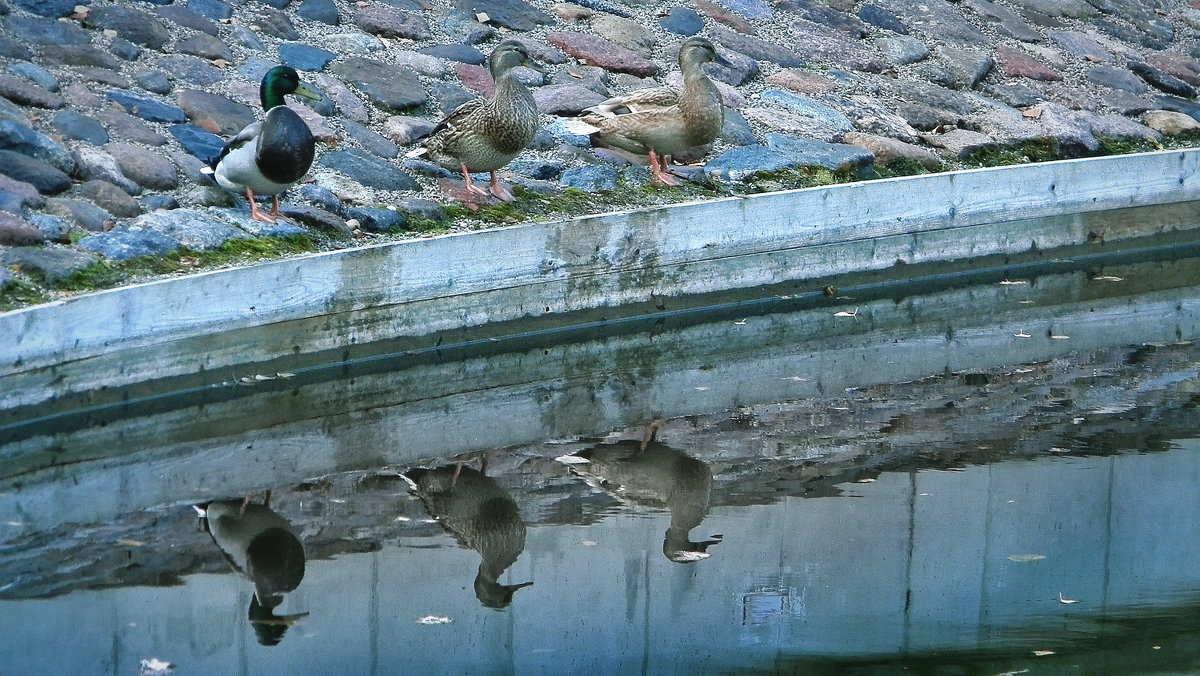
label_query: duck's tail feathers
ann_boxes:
[405,146,429,160]
[562,117,601,136]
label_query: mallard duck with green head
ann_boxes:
[409,40,543,202]
[566,37,730,186]
[207,65,320,222]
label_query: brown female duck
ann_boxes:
[566,37,730,186]
[410,40,543,202]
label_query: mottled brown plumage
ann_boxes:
[566,38,730,186]
[410,40,543,201]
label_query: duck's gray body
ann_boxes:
[204,499,306,609]
[406,464,532,608]
[213,105,315,198]
[566,439,721,562]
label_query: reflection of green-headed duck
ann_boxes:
[404,460,533,608]
[566,38,730,186]
[409,40,543,202]
[207,66,320,222]
[561,421,722,563]
[200,493,307,646]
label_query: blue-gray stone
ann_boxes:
[510,159,564,181]
[129,210,248,251]
[78,229,181,261]
[431,82,476,115]
[43,45,123,72]
[1086,65,1147,94]
[0,99,29,128]
[761,91,855,132]
[232,212,308,238]
[5,15,90,45]
[0,266,9,290]
[53,111,108,145]
[717,0,773,20]
[528,128,558,152]
[106,91,186,123]
[0,36,32,61]
[705,145,793,181]
[418,44,485,65]
[157,55,225,86]
[318,148,420,191]
[440,11,497,44]
[343,120,399,159]
[279,43,337,72]
[1130,61,1196,98]
[765,133,875,175]
[721,109,757,146]
[11,0,77,17]
[1152,95,1200,122]
[0,189,26,214]
[48,198,110,232]
[857,4,907,34]
[331,58,428,112]
[140,195,180,211]
[27,213,72,243]
[788,0,867,37]
[571,0,634,18]
[134,70,174,95]
[230,26,267,51]
[1,245,97,280]
[155,5,220,36]
[402,158,455,178]
[168,124,226,167]
[297,0,339,25]
[109,38,142,61]
[0,150,70,194]
[659,7,704,35]
[9,63,59,92]
[84,7,171,50]
[378,0,428,11]
[297,185,345,216]
[878,35,930,66]
[560,166,618,192]
[346,206,408,233]
[0,120,74,173]
[450,0,552,32]
[395,197,447,222]
[544,117,592,147]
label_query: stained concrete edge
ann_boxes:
[3,149,1199,410]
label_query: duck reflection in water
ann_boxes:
[561,420,723,563]
[403,458,533,609]
[197,492,308,646]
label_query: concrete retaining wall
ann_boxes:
[3,149,1199,411]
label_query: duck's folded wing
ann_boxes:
[211,120,263,170]
[426,98,487,139]
[586,86,679,117]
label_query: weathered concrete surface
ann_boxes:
[1,149,1198,412]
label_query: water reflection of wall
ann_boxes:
[4,444,1199,673]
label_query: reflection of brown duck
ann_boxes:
[561,421,722,563]
[404,461,533,608]
[199,493,307,646]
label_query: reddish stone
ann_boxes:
[765,69,837,95]
[1146,52,1200,86]
[0,213,45,246]
[546,32,660,77]
[996,45,1062,82]
[457,63,495,98]
[691,0,756,34]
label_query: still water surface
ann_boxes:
[4,244,1200,675]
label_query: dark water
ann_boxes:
[4,242,1200,675]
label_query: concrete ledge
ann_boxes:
[3,149,1199,410]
